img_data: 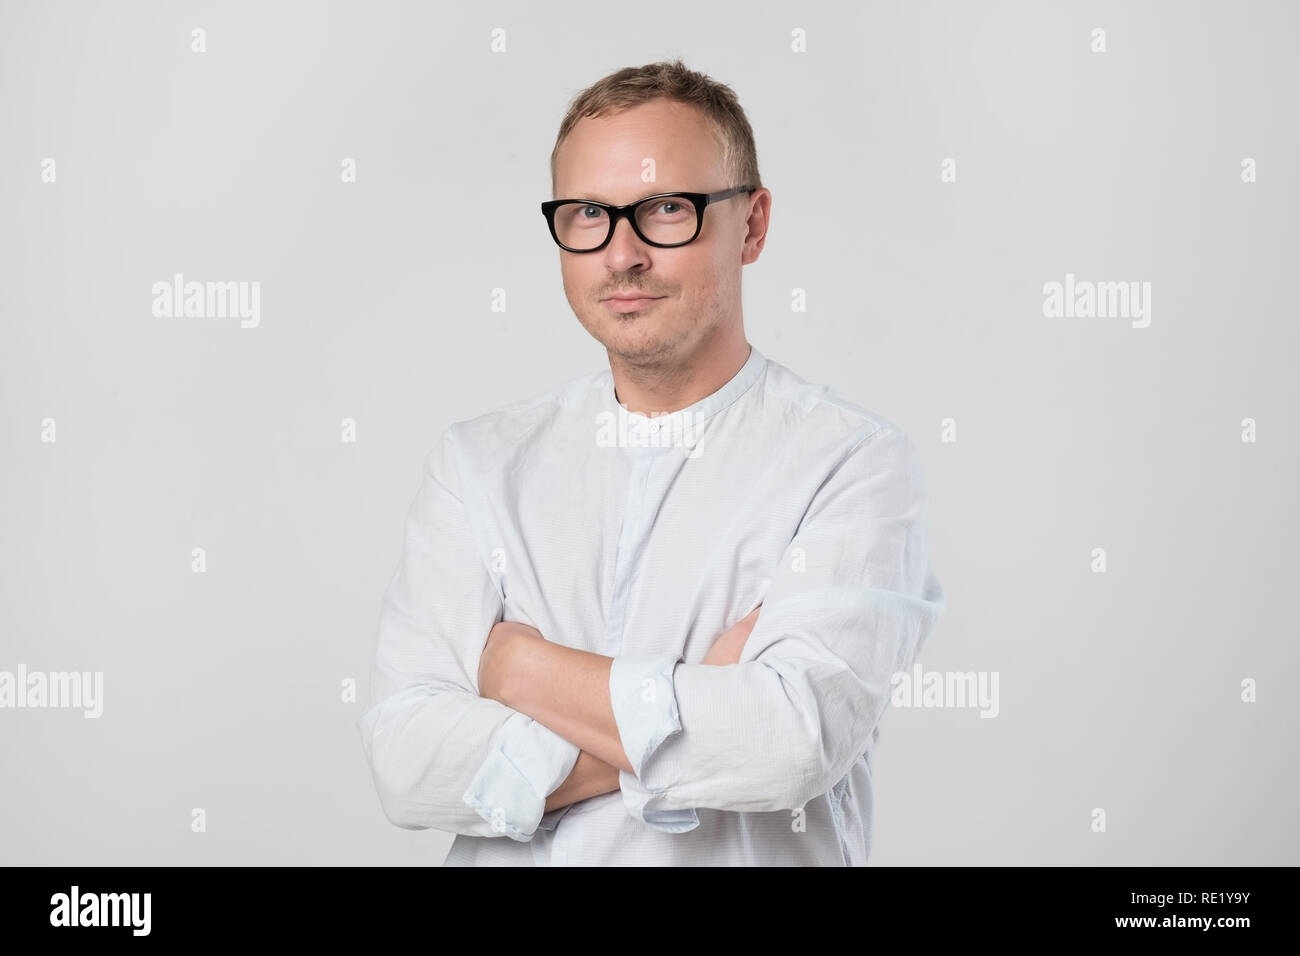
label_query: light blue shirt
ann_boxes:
[357,344,945,865]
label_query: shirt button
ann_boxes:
[649,422,660,433]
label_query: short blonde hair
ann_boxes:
[549,59,762,197]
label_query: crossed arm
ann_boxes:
[361,423,943,837]
[478,605,763,813]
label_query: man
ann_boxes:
[357,59,945,866]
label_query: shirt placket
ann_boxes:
[550,417,661,867]
[603,418,663,657]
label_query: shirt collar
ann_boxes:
[610,343,767,434]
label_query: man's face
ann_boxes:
[552,98,759,369]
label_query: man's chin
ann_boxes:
[609,339,682,366]
[582,313,681,361]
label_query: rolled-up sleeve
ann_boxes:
[610,423,946,825]
[357,426,580,841]
[609,653,698,832]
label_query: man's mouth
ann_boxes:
[602,294,665,313]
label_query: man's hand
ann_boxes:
[477,619,542,704]
[700,603,762,666]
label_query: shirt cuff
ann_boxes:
[608,652,700,833]
[462,712,580,841]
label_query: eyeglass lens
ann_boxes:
[553,196,699,250]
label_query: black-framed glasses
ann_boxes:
[540,186,758,252]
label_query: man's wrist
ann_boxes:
[544,749,622,812]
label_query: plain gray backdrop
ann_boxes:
[2,0,1296,865]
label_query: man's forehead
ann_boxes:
[555,102,725,199]
[555,158,726,202]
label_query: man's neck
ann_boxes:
[611,331,752,417]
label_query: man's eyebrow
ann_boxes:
[564,190,674,204]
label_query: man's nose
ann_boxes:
[603,216,650,270]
